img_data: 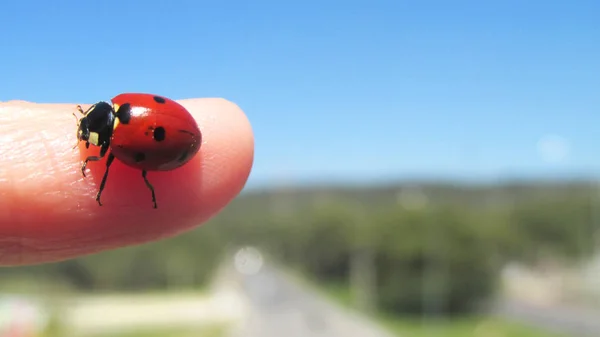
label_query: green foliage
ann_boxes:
[372,206,502,314]
[507,195,599,263]
[293,204,354,281]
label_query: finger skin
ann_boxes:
[0,98,254,266]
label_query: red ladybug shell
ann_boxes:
[109,93,202,171]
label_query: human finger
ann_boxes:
[0,97,254,266]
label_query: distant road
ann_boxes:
[494,299,600,337]
[223,254,600,337]
[223,261,397,337]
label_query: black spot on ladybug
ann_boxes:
[116,103,132,124]
[135,152,146,162]
[153,127,166,141]
[153,96,166,104]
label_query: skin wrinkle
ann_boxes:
[0,98,254,265]
[10,148,77,233]
[38,128,92,213]
[40,130,62,175]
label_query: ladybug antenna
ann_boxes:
[75,105,86,115]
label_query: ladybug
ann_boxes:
[73,93,202,208]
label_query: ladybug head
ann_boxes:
[75,101,115,148]
[76,116,90,143]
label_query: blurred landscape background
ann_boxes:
[3,178,600,336]
[1,0,599,336]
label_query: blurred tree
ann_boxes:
[508,195,598,264]
[373,206,501,314]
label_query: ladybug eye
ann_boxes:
[153,127,166,142]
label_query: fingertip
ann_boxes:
[179,97,255,201]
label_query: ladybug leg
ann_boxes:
[81,144,109,177]
[96,153,115,206]
[141,170,158,209]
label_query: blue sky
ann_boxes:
[1,0,599,188]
